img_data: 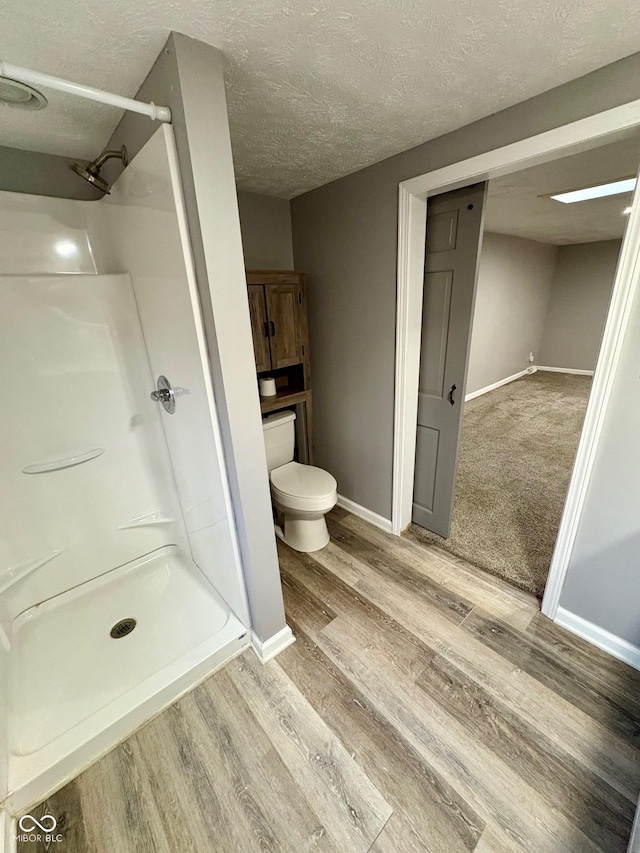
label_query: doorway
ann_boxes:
[393,111,640,618]
[411,139,635,597]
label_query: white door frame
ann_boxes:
[392,99,640,618]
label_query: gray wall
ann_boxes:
[467,233,557,395]
[237,191,293,269]
[0,145,101,199]
[292,53,640,653]
[538,240,620,371]
[291,50,640,520]
[467,236,619,395]
[103,34,287,643]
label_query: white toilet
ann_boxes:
[262,410,337,552]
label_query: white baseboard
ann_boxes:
[555,607,640,672]
[536,366,594,376]
[465,368,532,402]
[336,495,393,533]
[251,625,295,664]
[465,365,595,403]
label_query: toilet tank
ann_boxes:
[262,410,296,472]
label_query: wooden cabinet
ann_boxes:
[247,279,303,372]
[265,284,302,368]
[246,270,314,462]
[247,285,272,373]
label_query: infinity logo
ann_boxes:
[18,814,57,832]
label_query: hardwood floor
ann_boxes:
[19,508,640,852]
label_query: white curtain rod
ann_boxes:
[0,61,172,123]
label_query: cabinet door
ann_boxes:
[247,285,272,372]
[265,284,302,368]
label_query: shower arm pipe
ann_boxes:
[0,61,172,122]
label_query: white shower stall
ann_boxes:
[0,126,252,813]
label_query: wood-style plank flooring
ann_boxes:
[19,508,640,852]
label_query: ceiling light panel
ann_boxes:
[551,178,636,204]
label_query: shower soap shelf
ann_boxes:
[0,550,63,596]
[22,448,105,474]
[118,511,175,530]
[0,550,64,649]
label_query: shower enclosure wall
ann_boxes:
[0,126,251,814]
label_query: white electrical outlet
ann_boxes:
[529,352,535,362]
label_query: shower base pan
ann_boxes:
[7,546,249,811]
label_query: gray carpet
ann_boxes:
[409,371,592,598]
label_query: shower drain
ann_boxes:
[110,618,137,639]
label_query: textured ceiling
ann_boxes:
[2,1,640,198]
[485,133,640,244]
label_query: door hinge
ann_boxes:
[298,292,302,303]
[302,345,305,356]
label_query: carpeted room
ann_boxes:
[410,137,634,598]
[410,371,592,597]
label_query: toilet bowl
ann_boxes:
[262,411,337,552]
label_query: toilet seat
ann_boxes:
[271,462,337,511]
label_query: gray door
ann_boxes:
[412,183,487,537]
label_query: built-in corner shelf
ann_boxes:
[118,511,176,530]
[0,550,63,596]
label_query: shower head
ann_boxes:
[70,144,128,195]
